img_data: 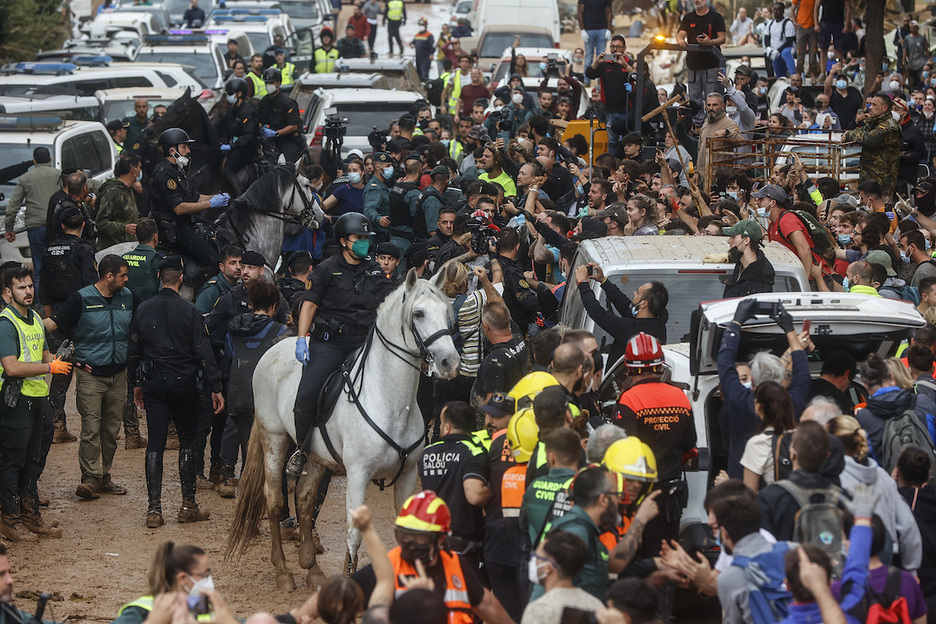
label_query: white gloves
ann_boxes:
[765,46,779,61]
[605,29,612,42]
[581,29,589,44]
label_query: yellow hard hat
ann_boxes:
[602,437,658,483]
[506,407,538,463]
[508,372,560,411]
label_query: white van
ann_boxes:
[474,0,560,44]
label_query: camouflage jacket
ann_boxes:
[843,111,901,197]
[96,177,139,250]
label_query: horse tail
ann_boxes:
[225,427,267,561]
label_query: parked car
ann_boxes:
[461,25,556,74]
[0,93,102,121]
[0,61,204,97]
[474,0,559,45]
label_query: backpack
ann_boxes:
[778,209,837,264]
[880,284,922,305]
[880,403,936,479]
[775,480,845,577]
[730,541,793,624]
[772,430,794,482]
[843,566,913,624]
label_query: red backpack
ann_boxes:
[844,566,912,624]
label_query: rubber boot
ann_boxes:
[178,449,210,523]
[145,451,165,528]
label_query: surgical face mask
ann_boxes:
[755,206,769,219]
[630,302,641,317]
[835,79,847,90]
[727,190,739,199]
[842,276,850,290]
[900,250,910,263]
[226,93,238,104]
[890,80,902,91]
[741,381,752,389]
[892,111,902,122]
[837,233,851,244]
[527,556,550,585]
[350,238,370,258]
[382,166,395,179]
[493,105,504,112]
[573,55,583,63]
[827,51,836,60]
[136,169,143,182]
[171,150,189,169]
[348,172,362,184]
[757,86,766,95]
[539,62,548,73]
[575,183,584,195]
[512,93,523,105]
[925,71,931,80]
[265,83,277,93]
[441,139,450,147]
[187,574,214,596]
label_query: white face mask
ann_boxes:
[493,105,504,112]
[187,574,214,596]
[512,93,523,105]
[382,166,395,178]
[171,150,189,169]
[892,111,902,122]
[756,206,769,218]
[226,93,238,104]
[348,171,362,184]
[265,83,277,93]
[827,51,836,60]
[527,556,549,585]
[890,80,902,91]
[136,169,143,182]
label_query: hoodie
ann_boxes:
[839,455,922,572]
[223,312,289,393]
[856,387,936,466]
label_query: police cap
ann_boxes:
[157,255,185,272]
[479,391,516,419]
[106,119,129,132]
[241,250,267,267]
[430,165,450,177]
[261,66,282,83]
[58,205,83,223]
[375,242,401,259]
[287,250,312,270]
[373,152,393,164]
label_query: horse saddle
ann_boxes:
[314,351,360,430]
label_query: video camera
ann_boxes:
[367,126,386,152]
[466,215,500,255]
[543,52,564,77]
[322,107,348,142]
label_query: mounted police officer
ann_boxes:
[217,78,261,197]
[258,67,305,164]
[288,212,395,476]
[127,255,224,529]
[149,128,229,270]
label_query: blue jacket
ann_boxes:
[717,321,811,478]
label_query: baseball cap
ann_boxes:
[734,64,752,77]
[157,255,184,272]
[346,148,364,160]
[375,242,401,259]
[833,194,860,208]
[273,47,285,55]
[467,125,490,142]
[240,250,267,267]
[373,152,393,164]
[532,386,570,426]
[913,182,935,195]
[479,391,516,420]
[58,205,83,222]
[866,249,897,277]
[751,184,787,202]
[722,219,764,241]
[579,217,608,238]
[106,119,129,132]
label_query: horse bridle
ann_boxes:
[260,178,320,229]
[374,291,455,373]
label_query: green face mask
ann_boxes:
[350,238,370,258]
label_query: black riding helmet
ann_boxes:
[334,213,375,243]
[225,77,248,97]
[262,66,282,83]
[157,128,194,153]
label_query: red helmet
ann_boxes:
[395,490,451,534]
[624,332,664,370]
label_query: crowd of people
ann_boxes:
[6,0,936,622]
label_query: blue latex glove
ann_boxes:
[295,337,309,364]
[262,126,277,138]
[209,193,230,208]
[220,144,231,153]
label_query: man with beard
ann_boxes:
[843,92,902,198]
[717,219,775,297]
[350,491,513,624]
[613,332,696,558]
[0,543,57,621]
[697,93,743,183]
[534,465,661,601]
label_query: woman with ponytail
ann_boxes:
[828,416,923,573]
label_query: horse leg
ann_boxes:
[296,460,326,569]
[263,431,295,591]
[343,468,370,575]
[394,459,420,513]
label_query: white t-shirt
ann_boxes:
[740,429,776,485]
[766,18,795,50]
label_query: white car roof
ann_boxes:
[0,119,106,141]
[94,86,191,100]
[317,88,423,103]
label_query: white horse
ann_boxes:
[225,269,460,589]
[96,162,324,299]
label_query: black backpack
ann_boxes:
[772,430,794,482]
[779,209,837,263]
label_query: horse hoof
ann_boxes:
[305,564,326,589]
[299,541,318,569]
[275,571,296,592]
[312,529,325,554]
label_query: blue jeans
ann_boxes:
[583,29,608,76]
[27,226,47,288]
[688,67,722,126]
[605,111,629,158]
[772,47,796,78]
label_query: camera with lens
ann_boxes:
[368,126,386,151]
[544,52,563,77]
[467,216,500,255]
[323,107,348,142]
[488,108,509,123]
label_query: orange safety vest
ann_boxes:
[388,547,473,624]
[598,517,632,551]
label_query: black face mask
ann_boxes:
[418,119,429,130]
[728,246,743,263]
[918,193,936,217]
[401,542,436,566]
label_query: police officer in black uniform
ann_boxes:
[258,67,306,163]
[279,250,312,308]
[127,255,224,529]
[288,213,396,474]
[216,78,261,197]
[149,128,230,269]
[494,228,540,334]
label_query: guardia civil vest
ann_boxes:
[314,48,339,73]
[0,306,48,397]
[72,284,133,369]
[448,138,464,159]
[386,0,404,21]
[388,548,473,624]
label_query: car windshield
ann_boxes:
[335,102,417,136]
[138,51,217,83]
[280,1,319,19]
[247,32,271,52]
[493,60,548,82]
[480,33,552,57]
[103,99,175,121]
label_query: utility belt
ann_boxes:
[446,535,481,555]
[390,227,414,241]
[654,477,689,523]
[311,319,369,341]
